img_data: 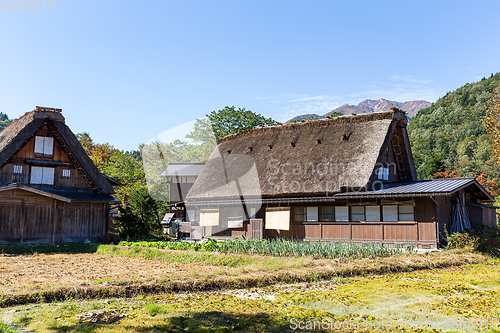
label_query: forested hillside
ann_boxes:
[408,73,500,179]
[0,112,11,131]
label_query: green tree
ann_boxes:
[141,117,217,201]
[0,112,12,131]
[76,132,167,237]
[114,187,168,237]
[207,106,279,138]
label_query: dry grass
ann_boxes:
[0,252,220,293]
[0,247,487,308]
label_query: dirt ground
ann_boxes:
[0,253,218,292]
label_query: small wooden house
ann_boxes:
[183,108,496,248]
[0,106,119,243]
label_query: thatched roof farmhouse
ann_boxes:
[175,107,496,248]
[0,107,118,243]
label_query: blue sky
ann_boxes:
[1,0,499,151]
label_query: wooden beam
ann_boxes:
[20,198,25,243]
[0,184,71,203]
[52,200,57,244]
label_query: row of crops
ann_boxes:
[118,238,414,259]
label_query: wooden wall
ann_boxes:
[207,199,439,248]
[0,127,91,191]
[0,189,108,243]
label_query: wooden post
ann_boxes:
[20,198,25,243]
[52,200,57,244]
[89,203,94,240]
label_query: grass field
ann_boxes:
[0,245,497,332]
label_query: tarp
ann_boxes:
[265,207,290,230]
[200,208,219,226]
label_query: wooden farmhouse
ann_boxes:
[182,108,496,248]
[0,106,119,244]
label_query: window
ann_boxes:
[382,205,398,222]
[377,167,389,180]
[306,207,318,222]
[34,136,54,156]
[335,207,349,222]
[322,207,335,221]
[351,206,365,222]
[30,166,55,185]
[398,205,414,221]
[13,165,23,174]
[295,207,306,222]
[62,169,71,177]
[187,209,200,222]
[250,208,257,219]
[365,206,381,222]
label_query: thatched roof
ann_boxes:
[187,109,410,200]
[0,107,114,194]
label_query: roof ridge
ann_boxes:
[217,109,407,144]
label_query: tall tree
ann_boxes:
[207,106,279,138]
[0,112,11,131]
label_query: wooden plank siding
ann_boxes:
[209,199,439,248]
[0,126,91,191]
[0,190,108,243]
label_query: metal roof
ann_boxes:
[179,178,494,206]
[160,163,205,177]
[335,178,492,200]
[24,158,67,166]
[43,189,121,203]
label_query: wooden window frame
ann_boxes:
[34,136,54,158]
[13,165,23,174]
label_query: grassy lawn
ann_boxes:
[1,259,499,332]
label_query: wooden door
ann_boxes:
[250,219,263,239]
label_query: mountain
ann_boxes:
[326,99,432,118]
[287,99,431,123]
[408,72,500,180]
[287,113,323,122]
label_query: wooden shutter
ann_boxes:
[250,219,263,239]
[30,166,43,184]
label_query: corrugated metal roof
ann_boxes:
[24,158,66,166]
[43,189,120,203]
[160,163,205,177]
[335,178,478,198]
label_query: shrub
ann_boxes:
[447,225,500,256]
[447,232,480,251]
[97,232,121,245]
